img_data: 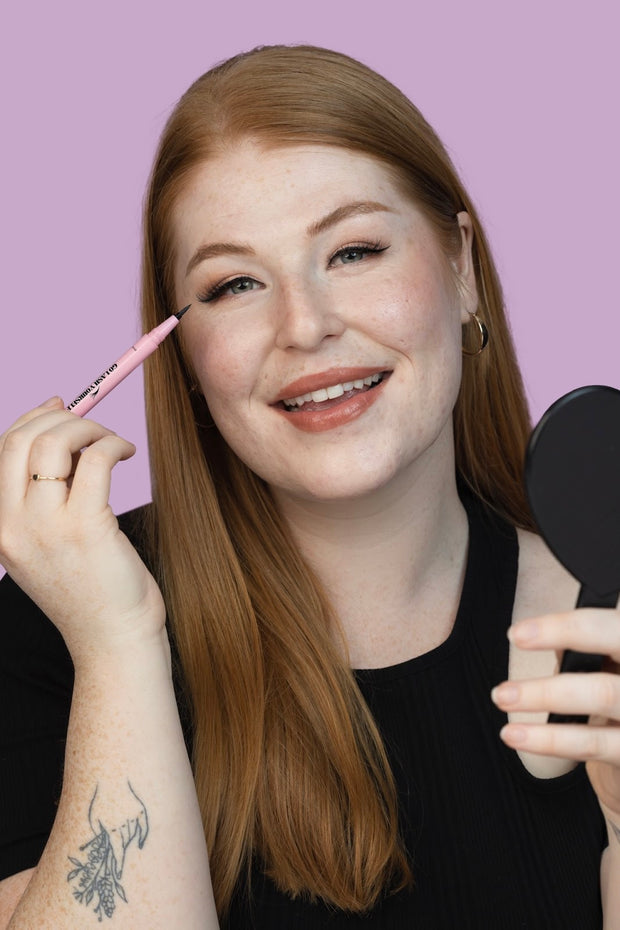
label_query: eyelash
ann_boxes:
[197,276,258,304]
[329,240,389,266]
[196,240,389,304]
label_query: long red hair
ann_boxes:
[140,45,534,915]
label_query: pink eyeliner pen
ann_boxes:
[66,305,191,417]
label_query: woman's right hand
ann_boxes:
[0,397,166,667]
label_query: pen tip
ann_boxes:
[175,304,191,320]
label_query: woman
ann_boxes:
[0,45,618,928]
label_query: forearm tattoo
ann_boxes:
[610,819,620,847]
[67,782,149,922]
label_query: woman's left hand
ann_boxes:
[491,607,620,822]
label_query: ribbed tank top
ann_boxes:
[223,497,606,929]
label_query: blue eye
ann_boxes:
[228,277,256,295]
[338,249,366,263]
[330,243,388,266]
[197,276,259,303]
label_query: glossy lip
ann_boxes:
[273,367,390,405]
[273,371,390,433]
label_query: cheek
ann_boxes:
[183,316,262,405]
[374,265,463,427]
[369,272,461,357]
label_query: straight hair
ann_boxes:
[141,45,534,915]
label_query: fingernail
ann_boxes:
[492,683,520,705]
[500,724,527,745]
[508,620,539,644]
[40,395,62,408]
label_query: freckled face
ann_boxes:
[172,141,476,503]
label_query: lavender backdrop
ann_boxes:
[1,0,618,524]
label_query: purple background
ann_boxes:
[1,0,618,523]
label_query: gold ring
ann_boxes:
[31,474,68,482]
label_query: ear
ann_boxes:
[453,211,478,323]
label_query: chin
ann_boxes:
[272,458,406,504]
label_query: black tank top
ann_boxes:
[222,497,606,929]
[0,498,607,926]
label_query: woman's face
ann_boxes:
[172,140,476,503]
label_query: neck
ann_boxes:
[273,445,469,669]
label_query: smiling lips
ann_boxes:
[273,368,390,433]
[283,372,384,408]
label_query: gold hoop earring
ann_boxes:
[462,312,489,356]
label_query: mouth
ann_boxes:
[278,371,390,412]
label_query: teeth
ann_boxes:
[283,372,384,408]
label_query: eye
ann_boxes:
[329,242,389,267]
[197,275,261,303]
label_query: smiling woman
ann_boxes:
[0,44,616,930]
[172,142,473,479]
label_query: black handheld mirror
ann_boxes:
[524,385,620,724]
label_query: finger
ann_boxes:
[509,610,620,663]
[0,411,116,512]
[28,415,120,475]
[0,397,64,443]
[492,672,620,721]
[500,721,620,764]
[0,398,65,458]
[68,434,136,514]
[0,408,72,485]
[25,420,125,519]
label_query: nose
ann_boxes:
[274,279,345,351]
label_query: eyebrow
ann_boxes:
[305,200,395,237]
[185,241,256,277]
[184,200,394,278]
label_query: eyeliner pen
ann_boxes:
[66,305,191,417]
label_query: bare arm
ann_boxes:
[0,872,34,927]
[5,634,217,928]
[0,400,219,928]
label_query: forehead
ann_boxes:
[172,141,415,259]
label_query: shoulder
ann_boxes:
[117,501,151,531]
[117,502,152,556]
